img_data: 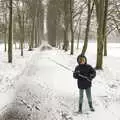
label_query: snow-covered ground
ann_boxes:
[0,42,120,120]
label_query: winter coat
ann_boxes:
[73,64,96,89]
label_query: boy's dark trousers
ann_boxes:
[78,87,94,112]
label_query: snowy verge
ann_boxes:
[0,46,38,116]
[0,47,37,93]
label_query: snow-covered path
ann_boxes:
[32,48,120,120]
[0,48,75,120]
[0,44,120,120]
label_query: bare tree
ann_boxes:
[81,0,94,55]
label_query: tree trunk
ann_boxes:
[4,32,7,52]
[8,0,12,63]
[104,37,107,56]
[63,28,69,51]
[29,18,35,51]
[40,9,44,42]
[34,17,38,48]
[4,13,7,52]
[63,0,69,51]
[47,0,57,47]
[95,0,105,69]
[81,0,94,55]
[18,13,24,56]
[70,0,74,55]
[103,0,108,56]
[96,27,104,69]
[38,18,41,45]
[17,1,25,56]
[21,13,24,56]
[77,19,81,49]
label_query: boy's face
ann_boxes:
[79,58,85,64]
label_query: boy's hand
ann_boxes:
[89,73,95,79]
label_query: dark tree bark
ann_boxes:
[8,0,13,63]
[70,0,74,55]
[77,19,81,49]
[63,0,69,51]
[103,0,108,56]
[95,0,105,69]
[17,7,25,56]
[29,18,35,51]
[4,13,7,52]
[81,0,94,56]
[47,0,57,47]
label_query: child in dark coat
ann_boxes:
[73,55,96,113]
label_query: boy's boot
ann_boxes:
[89,102,95,111]
[78,103,82,113]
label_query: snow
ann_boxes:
[0,42,120,120]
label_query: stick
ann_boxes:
[48,57,91,82]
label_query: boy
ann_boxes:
[73,55,96,113]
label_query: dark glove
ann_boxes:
[89,73,96,80]
[73,71,79,79]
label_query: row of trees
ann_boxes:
[0,0,120,69]
[46,0,120,69]
[0,0,44,62]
